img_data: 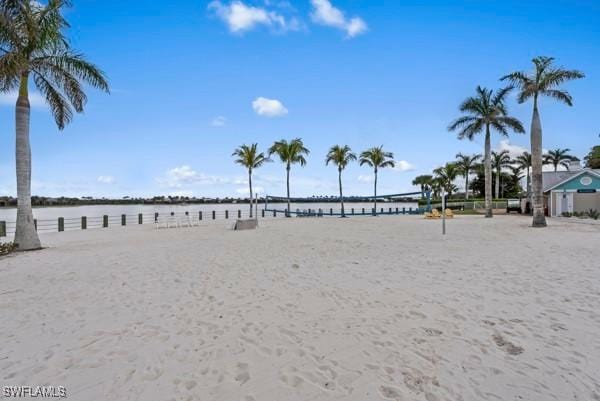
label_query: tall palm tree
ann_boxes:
[544,148,576,171]
[502,56,584,227]
[433,162,459,197]
[455,153,481,200]
[232,143,269,218]
[448,86,524,218]
[491,150,512,198]
[268,138,309,216]
[515,151,532,198]
[412,174,433,194]
[325,145,356,217]
[359,146,395,215]
[0,0,109,250]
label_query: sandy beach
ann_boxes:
[1,215,599,401]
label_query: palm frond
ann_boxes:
[540,89,573,106]
[33,72,72,129]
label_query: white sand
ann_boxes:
[1,216,599,401]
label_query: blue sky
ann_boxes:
[0,0,598,198]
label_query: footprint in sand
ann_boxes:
[492,334,524,355]
[422,328,443,337]
[379,385,403,400]
[234,363,251,385]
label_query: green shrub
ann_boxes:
[0,242,17,256]
[561,212,572,218]
[587,209,600,220]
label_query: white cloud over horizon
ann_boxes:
[252,97,288,117]
[97,175,116,184]
[208,0,300,34]
[310,0,367,38]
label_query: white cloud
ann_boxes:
[0,91,46,108]
[358,174,373,183]
[97,175,115,184]
[158,165,236,189]
[252,97,288,117]
[236,185,264,195]
[211,116,227,127]
[208,1,296,33]
[496,140,528,159]
[393,160,416,172]
[310,0,367,38]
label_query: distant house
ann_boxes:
[543,161,600,217]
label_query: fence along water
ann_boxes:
[0,205,424,238]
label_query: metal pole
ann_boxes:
[442,188,446,235]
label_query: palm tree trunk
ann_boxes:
[530,100,547,227]
[286,164,291,217]
[484,125,493,218]
[373,169,378,216]
[14,74,42,250]
[338,168,345,217]
[248,170,253,218]
[465,174,469,200]
[495,168,500,199]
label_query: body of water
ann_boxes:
[0,201,419,222]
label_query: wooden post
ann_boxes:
[389,207,392,214]
[273,210,277,217]
[199,211,203,221]
[154,212,159,222]
[330,208,333,216]
[58,217,64,232]
[362,208,365,215]
[402,207,406,214]
[138,214,143,224]
[351,208,354,215]
[121,214,126,226]
[212,211,216,220]
[261,209,265,218]
[103,215,108,227]
[409,207,413,214]
[238,210,241,218]
[185,211,189,217]
[381,207,384,214]
[81,216,87,230]
[34,219,37,231]
[225,210,229,219]
[0,221,5,237]
[396,207,399,214]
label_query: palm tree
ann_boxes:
[508,165,525,195]
[412,174,433,194]
[448,86,524,218]
[325,145,356,217]
[544,148,576,171]
[515,152,532,198]
[491,150,512,198]
[455,153,481,200]
[232,143,269,218]
[0,0,109,250]
[502,56,584,227]
[268,138,309,216]
[433,162,459,197]
[359,146,395,215]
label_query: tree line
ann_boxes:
[233,140,396,218]
[413,146,591,201]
